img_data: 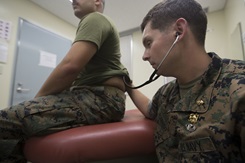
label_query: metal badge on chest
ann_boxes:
[186,100,204,132]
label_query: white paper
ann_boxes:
[0,44,8,63]
[0,19,12,40]
[39,51,57,68]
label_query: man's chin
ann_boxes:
[74,12,82,19]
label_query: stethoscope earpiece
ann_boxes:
[176,32,181,37]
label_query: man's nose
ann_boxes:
[142,50,149,61]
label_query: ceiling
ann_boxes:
[28,0,227,33]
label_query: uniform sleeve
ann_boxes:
[236,96,245,159]
[148,82,176,120]
[148,87,162,120]
[74,13,111,49]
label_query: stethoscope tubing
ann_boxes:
[123,35,180,89]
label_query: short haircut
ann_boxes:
[141,0,207,45]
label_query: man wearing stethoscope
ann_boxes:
[124,0,245,162]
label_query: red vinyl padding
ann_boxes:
[23,109,156,163]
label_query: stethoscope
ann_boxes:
[123,33,180,89]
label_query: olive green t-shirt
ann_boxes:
[72,12,129,86]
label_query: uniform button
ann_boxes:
[186,124,196,132]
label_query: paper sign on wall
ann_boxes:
[0,44,8,63]
[0,19,12,40]
[39,51,57,68]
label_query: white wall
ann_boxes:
[0,0,76,109]
[205,0,245,60]
[205,10,228,58]
[224,0,245,60]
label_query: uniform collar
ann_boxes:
[169,52,222,113]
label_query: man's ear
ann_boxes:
[174,18,188,38]
[94,0,101,6]
[94,0,104,11]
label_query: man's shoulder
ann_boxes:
[84,12,108,22]
[157,80,177,96]
[222,58,245,74]
[217,58,245,94]
[80,12,113,30]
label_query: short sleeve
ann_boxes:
[74,12,111,49]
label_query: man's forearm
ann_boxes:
[127,88,151,118]
[35,64,78,97]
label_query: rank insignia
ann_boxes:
[188,113,199,124]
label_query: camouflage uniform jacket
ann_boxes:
[149,52,245,162]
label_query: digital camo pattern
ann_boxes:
[149,53,245,162]
[0,86,125,162]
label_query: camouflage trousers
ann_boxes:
[0,86,126,162]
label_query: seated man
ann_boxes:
[0,0,130,162]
